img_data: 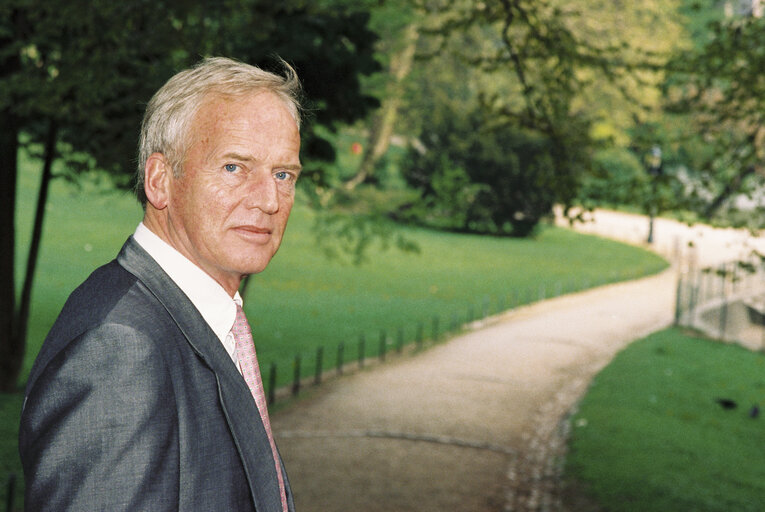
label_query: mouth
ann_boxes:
[232,225,273,242]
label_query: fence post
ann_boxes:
[314,346,323,385]
[688,268,699,328]
[268,362,277,405]
[6,473,15,512]
[336,342,344,375]
[761,265,765,351]
[292,355,301,396]
[674,273,684,326]
[358,334,366,369]
[719,266,729,340]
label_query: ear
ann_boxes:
[144,153,172,210]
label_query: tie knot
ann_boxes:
[235,303,246,322]
[232,304,253,345]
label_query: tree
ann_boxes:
[0,0,179,392]
[0,0,380,391]
[345,1,421,190]
[664,8,765,224]
[392,0,641,235]
[400,80,591,236]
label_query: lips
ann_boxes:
[232,225,273,243]
[235,225,271,234]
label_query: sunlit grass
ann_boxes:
[566,328,765,511]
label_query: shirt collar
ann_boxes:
[133,222,240,342]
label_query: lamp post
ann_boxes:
[646,145,662,244]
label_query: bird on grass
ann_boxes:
[715,398,737,410]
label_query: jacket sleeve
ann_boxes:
[19,323,180,511]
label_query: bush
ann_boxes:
[401,106,581,237]
[579,147,646,207]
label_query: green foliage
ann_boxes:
[567,328,765,511]
[580,122,687,216]
[3,0,179,181]
[664,7,765,221]
[1,0,381,185]
[388,0,670,236]
[401,103,583,237]
[579,148,646,207]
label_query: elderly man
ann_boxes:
[19,57,301,511]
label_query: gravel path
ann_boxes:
[271,210,764,512]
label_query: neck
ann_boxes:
[141,211,242,297]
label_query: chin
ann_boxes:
[240,254,278,276]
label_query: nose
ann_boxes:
[244,169,279,214]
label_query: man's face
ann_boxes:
[163,91,301,295]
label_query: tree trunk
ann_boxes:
[0,0,29,391]
[16,121,58,362]
[703,164,757,218]
[345,22,419,190]
[0,112,19,391]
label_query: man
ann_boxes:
[19,57,302,511]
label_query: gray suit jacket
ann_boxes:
[19,237,294,511]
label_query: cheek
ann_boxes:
[277,200,295,228]
[207,188,242,219]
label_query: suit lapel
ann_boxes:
[117,237,285,512]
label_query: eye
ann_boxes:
[275,171,291,181]
[224,164,239,173]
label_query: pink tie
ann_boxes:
[232,304,288,512]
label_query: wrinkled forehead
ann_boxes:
[181,91,301,166]
[188,91,300,142]
[196,89,300,129]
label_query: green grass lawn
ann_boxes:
[566,328,765,511]
[2,151,668,508]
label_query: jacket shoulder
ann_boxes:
[26,258,165,393]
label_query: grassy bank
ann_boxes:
[566,328,765,511]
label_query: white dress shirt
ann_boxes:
[132,222,241,369]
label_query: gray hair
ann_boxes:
[136,56,302,206]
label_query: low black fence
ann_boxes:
[263,266,660,406]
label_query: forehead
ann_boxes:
[193,90,297,130]
[186,91,300,149]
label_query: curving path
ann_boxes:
[271,210,764,512]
